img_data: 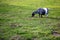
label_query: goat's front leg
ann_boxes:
[41,15,42,18]
[39,14,40,17]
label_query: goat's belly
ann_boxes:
[41,12,45,15]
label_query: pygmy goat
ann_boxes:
[32,8,49,18]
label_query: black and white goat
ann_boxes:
[32,8,49,18]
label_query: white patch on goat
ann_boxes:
[43,8,48,17]
[43,8,48,14]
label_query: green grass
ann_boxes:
[0,0,60,40]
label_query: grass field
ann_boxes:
[0,0,60,40]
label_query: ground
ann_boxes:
[0,0,60,40]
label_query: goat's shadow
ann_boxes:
[46,17,60,20]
